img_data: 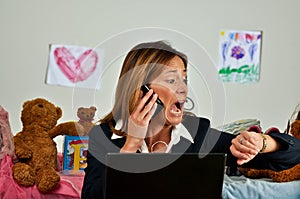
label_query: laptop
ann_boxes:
[104,153,226,199]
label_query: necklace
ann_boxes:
[150,140,168,152]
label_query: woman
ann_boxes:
[81,41,300,198]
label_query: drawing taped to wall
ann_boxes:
[218,30,262,83]
[46,44,103,89]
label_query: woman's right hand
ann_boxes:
[120,89,158,153]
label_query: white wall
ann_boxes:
[1,0,299,152]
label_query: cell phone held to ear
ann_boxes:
[141,84,164,106]
[141,84,164,117]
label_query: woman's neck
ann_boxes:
[145,124,172,152]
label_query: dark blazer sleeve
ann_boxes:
[81,124,126,199]
[243,132,300,170]
[206,127,300,171]
[81,125,108,199]
[81,151,106,199]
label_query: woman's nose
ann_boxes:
[176,80,187,95]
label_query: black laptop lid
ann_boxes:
[104,153,226,199]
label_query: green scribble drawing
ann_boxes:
[218,64,259,83]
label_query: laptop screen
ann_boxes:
[104,153,226,199]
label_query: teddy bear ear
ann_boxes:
[56,107,62,119]
[90,106,97,111]
[23,100,31,108]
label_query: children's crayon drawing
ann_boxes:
[218,30,262,83]
[46,44,103,89]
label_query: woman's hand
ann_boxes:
[230,131,260,165]
[230,131,281,165]
[120,89,158,153]
[230,130,280,165]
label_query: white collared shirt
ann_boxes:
[111,120,194,153]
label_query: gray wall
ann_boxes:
[1,0,299,152]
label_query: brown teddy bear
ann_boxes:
[12,98,83,193]
[239,110,300,182]
[77,106,97,136]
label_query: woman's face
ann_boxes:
[150,56,188,125]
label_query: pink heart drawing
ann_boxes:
[54,47,98,83]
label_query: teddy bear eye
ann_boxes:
[38,104,44,108]
[81,112,85,115]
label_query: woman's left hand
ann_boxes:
[230,131,263,165]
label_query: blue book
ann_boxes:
[62,135,89,174]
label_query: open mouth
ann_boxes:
[170,101,185,115]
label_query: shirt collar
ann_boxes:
[171,123,194,144]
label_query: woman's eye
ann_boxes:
[167,79,175,84]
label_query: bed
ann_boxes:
[222,174,300,199]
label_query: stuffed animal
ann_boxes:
[0,105,15,160]
[12,98,83,193]
[239,111,300,182]
[77,106,97,136]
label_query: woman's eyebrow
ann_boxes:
[165,70,177,74]
[165,69,186,74]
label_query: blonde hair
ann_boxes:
[100,41,187,135]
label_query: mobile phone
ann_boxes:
[141,84,164,106]
[141,84,164,117]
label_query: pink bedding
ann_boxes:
[0,154,84,199]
